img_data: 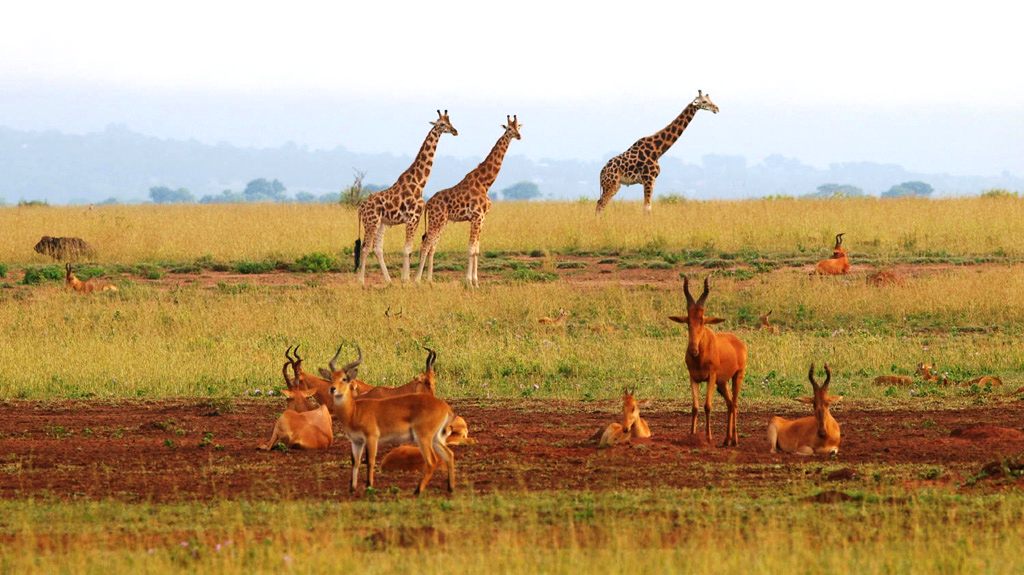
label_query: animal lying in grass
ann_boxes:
[538,308,569,326]
[598,386,652,447]
[814,233,850,275]
[380,416,475,473]
[758,310,779,334]
[258,363,334,450]
[917,363,1002,387]
[65,264,118,294]
[767,363,842,456]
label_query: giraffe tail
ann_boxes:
[353,210,362,270]
[421,205,428,242]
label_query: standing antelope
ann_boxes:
[767,363,842,456]
[668,276,748,447]
[814,233,850,275]
[758,310,779,334]
[65,263,118,294]
[285,345,373,408]
[258,363,334,450]
[598,386,652,447]
[355,347,437,400]
[325,348,456,494]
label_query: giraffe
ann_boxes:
[355,110,458,285]
[596,90,719,215]
[416,115,521,287]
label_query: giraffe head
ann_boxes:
[431,109,459,136]
[692,90,719,114]
[502,115,522,140]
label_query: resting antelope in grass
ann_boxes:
[758,310,779,334]
[65,263,118,294]
[668,276,747,447]
[538,308,569,326]
[598,386,652,447]
[355,347,438,400]
[767,363,842,456]
[873,374,913,386]
[258,363,334,450]
[380,416,475,473]
[326,347,456,494]
[917,363,1002,387]
[814,233,850,275]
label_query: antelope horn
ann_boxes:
[808,363,820,392]
[683,276,695,306]
[284,345,294,364]
[822,363,832,391]
[293,344,303,364]
[282,361,292,388]
[423,346,437,372]
[834,233,845,249]
[696,276,711,307]
[341,346,363,375]
[328,344,343,372]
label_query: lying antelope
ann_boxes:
[758,310,779,334]
[258,362,334,450]
[917,363,1002,387]
[598,386,652,447]
[380,416,475,473]
[814,233,850,275]
[873,374,913,386]
[538,308,569,326]
[668,276,748,447]
[767,363,842,456]
[326,347,456,494]
[65,263,118,294]
[356,347,438,400]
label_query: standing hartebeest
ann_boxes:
[767,363,842,456]
[668,276,747,447]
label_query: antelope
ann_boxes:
[598,386,652,447]
[326,348,456,494]
[354,347,437,400]
[258,363,334,450]
[538,308,569,326]
[758,310,779,334]
[767,363,842,456]
[668,276,748,447]
[380,416,475,473]
[65,263,118,294]
[814,233,850,275]
[873,374,913,386]
[284,345,374,408]
[917,363,1002,387]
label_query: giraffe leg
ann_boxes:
[416,218,447,283]
[643,179,655,216]
[373,224,391,284]
[357,219,379,285]
[402,218,419,284]
[468,219,483,287]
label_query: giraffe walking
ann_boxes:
[596,90,719,215]
[355,110,458,285]
[416,115,522,287]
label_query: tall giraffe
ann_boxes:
[596,90,719,215]
[416,115,521,287]
[355,110,458,285]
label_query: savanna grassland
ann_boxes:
[1,198,1023,574]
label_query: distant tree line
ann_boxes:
[805,181,934,199]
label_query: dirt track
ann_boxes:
[1,398,1022,502]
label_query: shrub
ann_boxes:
[292,252,338,273]
[235,261,274,275]
[0,264,7,278]
[22,268,44,285]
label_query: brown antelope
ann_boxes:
[758,310,779,334]
[65,263,118,294]
[326,348,456,494]
[814,233,850,275]
[258,363,334,450]
[767,363,842,456]
[380,416,475,473]
[873,374,913,386]
[668,276,748,447]
[598,386,653,447]
[355,347,437,400]
[285,345,374,405]
[538,308,569,326]
[917,363,1002,387]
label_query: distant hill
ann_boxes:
[0,124,1020,205]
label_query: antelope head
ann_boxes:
[831,233,846,257]
[620,385,641,433]
[668,276,725,358]
[321,345,363,393]
[799,363,842,439]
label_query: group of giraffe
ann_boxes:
[355,90,719,286]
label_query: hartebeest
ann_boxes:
[65,263,118,294]
[668,276,748,447]
[326,348,456,494]
[598,386,652,447]
[814,233,850,275]
[767,363,842,456]
[758,310,779,334]
[258,363,334,450]
[355,347,438,400]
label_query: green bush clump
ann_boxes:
[292,252,338,273]
[235,261,274,275]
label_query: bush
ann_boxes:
[235,261,274,275]
[0,264,7,278]
[292,252,338,273]
[22,268,44,285]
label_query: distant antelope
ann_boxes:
[917,363,1002,387]
[758,310,779,334]
[598,386,652,447]
[767,363,842,456]
[814,233,850,275]
[873,374,913,386]
[668,275,748,447]
[538,308,569,326]
[65,264,118,294]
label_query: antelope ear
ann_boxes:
[302,389,318,399]
[668,316,688,324]
[794,396,814,405]
[705,317,726,325]
[318,368,332,380]
[346,368,360,381]
[280,389,296,398]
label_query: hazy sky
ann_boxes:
[2,1,1022,176]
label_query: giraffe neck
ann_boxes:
[648,103,699,158]
[395,126,443,191]
[465,133,513,190]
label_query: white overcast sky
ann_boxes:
[1,0,1022,175]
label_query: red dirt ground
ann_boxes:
[1,398,1022,501]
